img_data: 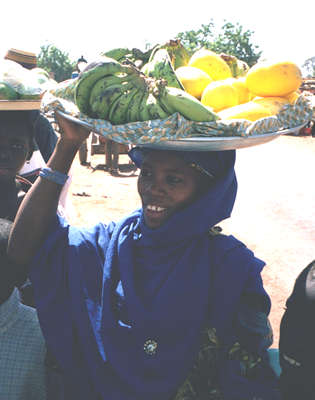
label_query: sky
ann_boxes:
[1,0,313,73]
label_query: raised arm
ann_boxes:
[8,113,91,265]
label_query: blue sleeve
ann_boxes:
[28,215,115,378]
[210,234,281,399]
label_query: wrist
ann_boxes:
[39,167,69,185]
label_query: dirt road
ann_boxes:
[67,133,315,346]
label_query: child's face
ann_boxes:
[137,151,201,229]
[0,121,31,182]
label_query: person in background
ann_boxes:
[8,114,281,400]
[71,55,88,79]
[4,48,58,173]
[105,138,120,174]
[0,109,72,306]
[0,110,40,307]
[279,259,315,399]
[4,48,74,220]
[0,218,46,400]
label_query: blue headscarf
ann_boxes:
[29,149,268,399]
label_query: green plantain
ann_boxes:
[74,56,133,116]
[91,81,135,120]
[141,49,184,90]
[126,87,145,123]
[157,86,219,122]
[138,90,151,122]
[107,87,139,125]
[89,73,131,117]
[145,92,169,120]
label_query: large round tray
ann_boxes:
[0,100,41,110]
[138,125,304,151]
[57,111,305,151]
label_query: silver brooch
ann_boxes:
[143,339,158,356]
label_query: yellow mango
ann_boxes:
[217,101,273,121]
[228,77,251,104]
[175,66,212,99]
[188,48,232,81]
[201,79,238,112]
[252,96,289,114]
[245,60,302,97]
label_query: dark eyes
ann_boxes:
[140,168,183,185]
[166,176,183,185]
[10,142,26,150]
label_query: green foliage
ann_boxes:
[37,44,76,82]
[176,20,262,66]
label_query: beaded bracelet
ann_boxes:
[39,167,69,186]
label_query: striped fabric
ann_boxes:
[0,289,46,400]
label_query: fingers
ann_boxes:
[54,112,91,143]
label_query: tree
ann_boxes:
[176,20,262,66]
[37,44,76,82]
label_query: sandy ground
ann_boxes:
[65,133,315,346]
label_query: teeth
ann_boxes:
[147,205,166,212]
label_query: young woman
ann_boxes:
[8,114,280,399]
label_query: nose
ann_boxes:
[146,176,166,196]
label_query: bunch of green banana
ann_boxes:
[156,83,219,122]
[103,77,169,124]
[219,53,249,77]
[89,73,140,119]
[141,49,184,90]
[74,56,138,116]
[136,80,169,121]
[64,54,218,124]
[132,77,218,123]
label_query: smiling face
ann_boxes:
[137,151,206,229]
[0,120,32,183]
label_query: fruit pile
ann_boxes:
[0,60,53,101]
[70,47,218,124]
[50,40,305,126]
[175,48,303,122]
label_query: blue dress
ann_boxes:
[29,150,280,399]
